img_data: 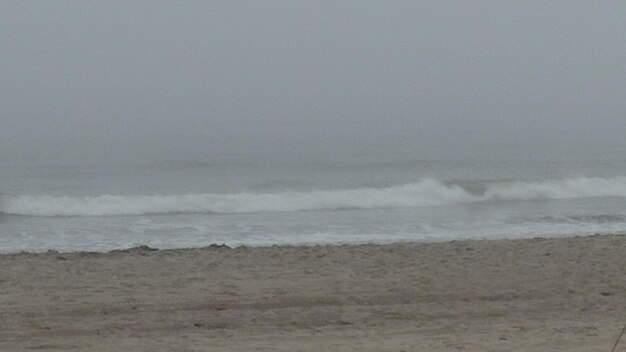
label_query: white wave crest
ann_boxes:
[2,177,626,217]
[484,176,626,200]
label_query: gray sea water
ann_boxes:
[2,144,626,253]
[3,1,626,253]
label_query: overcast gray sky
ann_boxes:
[1,1,625,164]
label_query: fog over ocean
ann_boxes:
[2,1,626,252]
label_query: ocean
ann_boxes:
[2,144,626,253]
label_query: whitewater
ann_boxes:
[3,177,626,217]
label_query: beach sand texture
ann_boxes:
[2,235,626,351]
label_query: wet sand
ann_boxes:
[1,235,626,351]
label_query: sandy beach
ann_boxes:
[1,234,626,351]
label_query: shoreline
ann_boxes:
[2,234,626,351]
[2,231,621,256]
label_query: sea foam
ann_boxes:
[2,177,626,217]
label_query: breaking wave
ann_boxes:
[3,177,626,217]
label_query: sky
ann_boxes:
[1,1,626,165]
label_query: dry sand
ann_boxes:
[1,235,626,351]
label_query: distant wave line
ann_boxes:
[2,177,626,217]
